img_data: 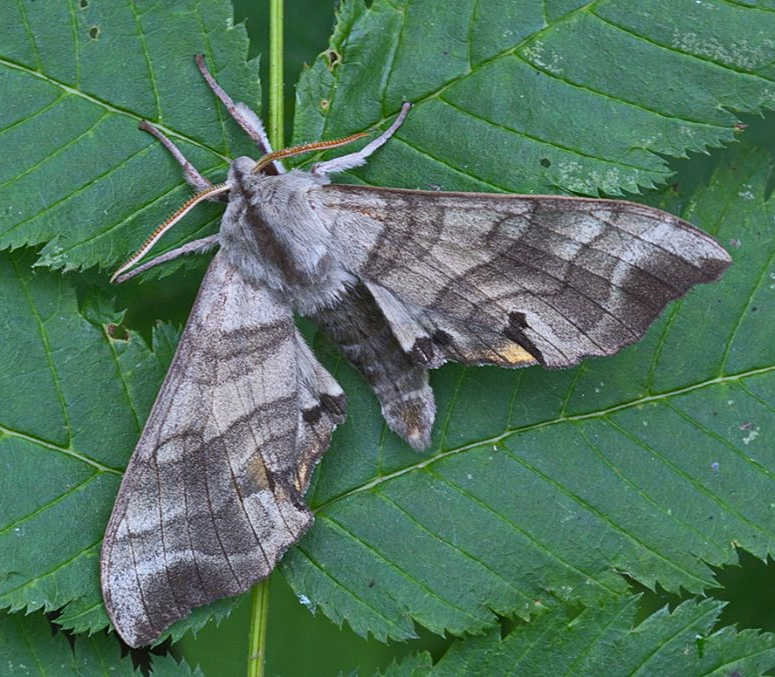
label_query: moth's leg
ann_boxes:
[195,54,282,174]
[113,235,220,284]
[312,102,412,176]
[139,120,216,194]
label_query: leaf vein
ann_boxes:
[500,440,714,588]
[9,256,72,444]
[379,0,407,115]
[128,1,162,120]
[0,473,100,538]
[319,511,486,624]
[376,483,534,604]
[439,93,658,174]
[580,422,729,552]
[0,425,120,473]
[425,463,620,595]
[0,90,67,138]
[293,540,415,636]
[591,8,775,85]
[0,538,101,601]
[318,364,775,509]
[438,366,469,450]
[514,52,732,130]
[0,110,110,194]
[16,0,43,72]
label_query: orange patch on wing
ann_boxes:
[498,343,538,365]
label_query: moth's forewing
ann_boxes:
[318,186,731,368]
[101,253,344,647]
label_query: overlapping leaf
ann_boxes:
[0,246,239,639]
[0,0,259,274]
[381,596,775,676]
[296,0,775,194]
[0,607,200,675]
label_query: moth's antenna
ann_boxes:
[111,183,231,283]
[252,132,370,173]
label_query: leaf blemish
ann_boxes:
[326,49,341,70]
[106,323,129,341]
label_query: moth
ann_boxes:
[101,56,732,647]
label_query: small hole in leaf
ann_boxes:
[106,323,129,341]
[80,0,88,7]
[540,158,551,168]
[326,49,341,70]
[88,25,100,40]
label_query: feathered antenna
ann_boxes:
[111,183,231,283]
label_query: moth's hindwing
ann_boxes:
[320,186,731,369]
[100,253,345,647]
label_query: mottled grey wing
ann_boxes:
[100,253,345,648]
[321,185,731,369]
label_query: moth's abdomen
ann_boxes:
[310,281,436,450]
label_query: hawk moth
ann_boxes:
[101,56,732,647]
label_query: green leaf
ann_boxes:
[295,0,775,195]
[279,139,775,642]
[382,596,775,676]
[0,0,259,275]
[0,247,241,643]
[0,610,200,675]
[2,0,775,672]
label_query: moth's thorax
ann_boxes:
[220,159,354,314]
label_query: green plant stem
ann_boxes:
[246,4,284,673]
[247,577,271,677]
[268,0,284,149]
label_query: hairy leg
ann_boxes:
[139,120,214,192]
[312,102,411,176]
[195,54,282,174]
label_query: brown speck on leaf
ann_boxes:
[325,50,341,70]
[106,323,129,341]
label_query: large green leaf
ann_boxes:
[295,0,775,195]
[281,141,775,641]
[0,247,238,641]
[1,0,775,672]
[0,0,259,274]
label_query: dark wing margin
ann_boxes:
[320,185,731,369]
[100,253,345,647]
